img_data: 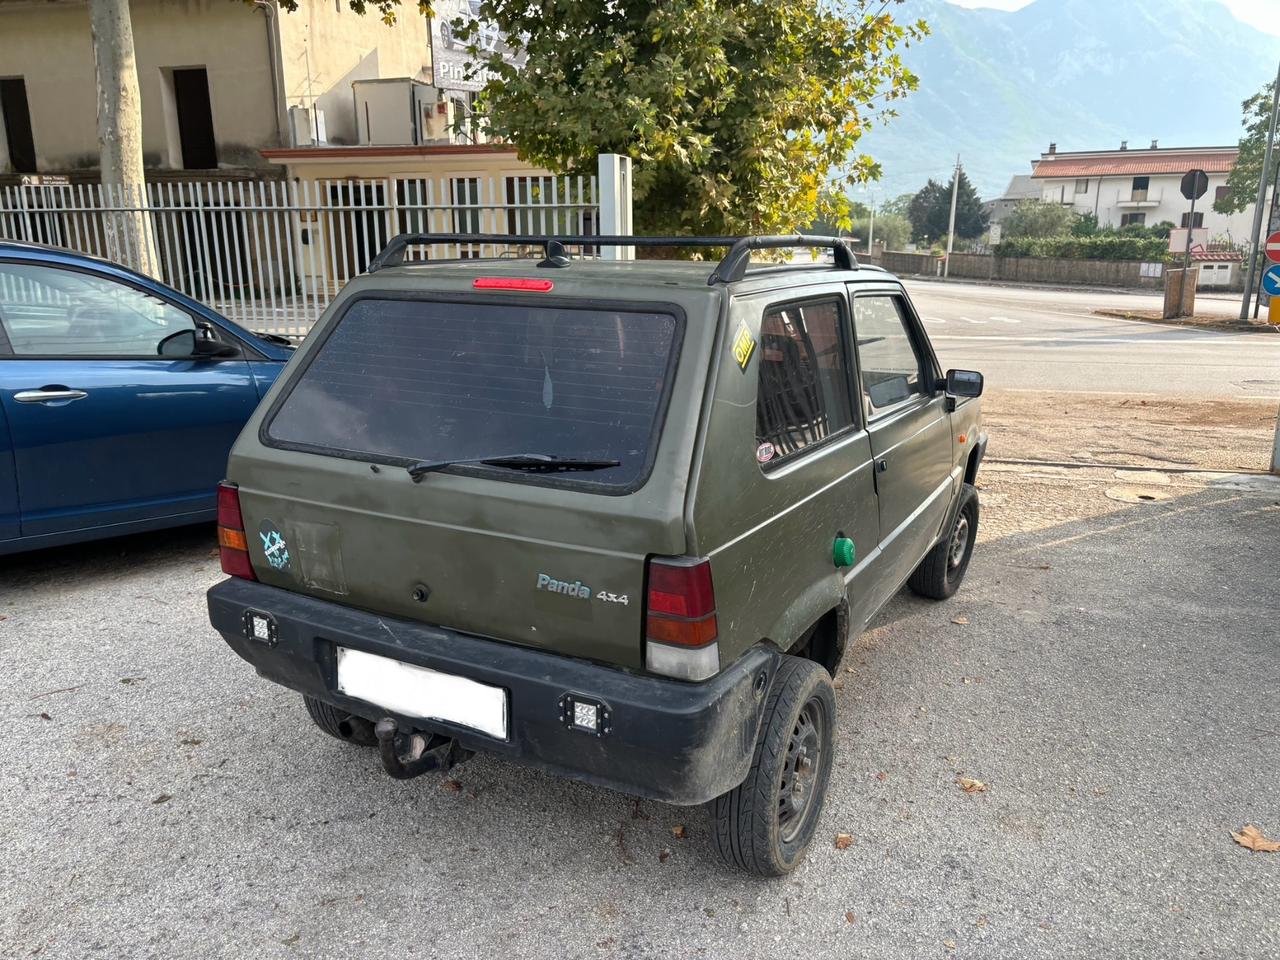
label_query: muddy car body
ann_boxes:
[207,235,986,874]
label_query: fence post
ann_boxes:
[17,180,35,243]
[597,153,633,260]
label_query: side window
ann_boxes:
[854,295,928,415]
[0,263,196,357]
[755,297,856,466]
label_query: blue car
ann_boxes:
[0,241,293,555]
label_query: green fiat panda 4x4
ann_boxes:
[208,234,986,875]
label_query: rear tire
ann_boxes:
[709,656,835,876]
[909,482,979,600]
[303,695,378,746]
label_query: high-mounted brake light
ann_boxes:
[472,277,554,292]
[217,481,256,581]
[644,557,719,681]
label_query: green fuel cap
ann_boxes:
[833,537,855,568]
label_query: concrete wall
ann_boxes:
[0,0,278,171]
[0,0,431,174]
[872,250,1243,292]
[275,2,431,147]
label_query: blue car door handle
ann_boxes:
[13,387,89,404]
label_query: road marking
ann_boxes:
[924,317,947,324]
[991,316,1022,324]
[959,316,988,324]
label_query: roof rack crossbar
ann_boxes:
[365,233,859,282]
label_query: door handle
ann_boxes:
[14,388,89,404]
[876,458,889,473]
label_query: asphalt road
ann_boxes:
[904,281,1280,399]
[3,467,1279,960]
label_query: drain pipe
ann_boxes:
[254,0,286,148]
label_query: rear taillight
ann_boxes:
[644,557,719,681]
[217,481,256,580]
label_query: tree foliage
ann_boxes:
[1001,199,1075,239]
[907,170,987,241]
[460,0,927,237]
[995,234,1169,261]
[1216,81,1274,215]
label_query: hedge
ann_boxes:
[993,235,1170,262]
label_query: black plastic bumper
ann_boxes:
[207,578,777,805]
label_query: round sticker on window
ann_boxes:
[756,442,776,464]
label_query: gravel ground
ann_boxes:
[2,468,1279,960]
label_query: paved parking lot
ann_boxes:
[2,465,1279,960]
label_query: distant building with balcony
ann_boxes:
[1030,142,1253,249]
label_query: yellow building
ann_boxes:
[0,0,434,174]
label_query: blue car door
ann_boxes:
[0,259,261,538]
[0,397,18,541]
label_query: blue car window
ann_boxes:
[0,262,196,357]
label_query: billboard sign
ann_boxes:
[430,0,525,93]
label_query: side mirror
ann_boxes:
[944,369,984,398]
[158,327,240,359]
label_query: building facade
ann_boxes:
[0,0,433,175]
[1030,143,1253,247]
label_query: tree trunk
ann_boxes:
[88,0,158,276]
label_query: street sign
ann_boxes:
[1266,230,1280,263]
[1262,263,1280,297]
[1181,169,1209,201]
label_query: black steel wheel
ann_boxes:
[709,656,835,876]
[908,482,979,600]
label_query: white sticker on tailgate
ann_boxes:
[336,647,508,740]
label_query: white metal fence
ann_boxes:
[0,172,600,337]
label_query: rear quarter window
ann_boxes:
[263,296,681,490]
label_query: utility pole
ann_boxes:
[1241,59,1280,319]
[944,155,960,279]
[867,195,875,256]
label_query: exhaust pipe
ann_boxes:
[336,714,375,743]
[373,717,472,780]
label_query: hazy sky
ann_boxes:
[946,0,1280,34]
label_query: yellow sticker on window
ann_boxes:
[732,322,756,372]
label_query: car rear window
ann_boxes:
[264,296,681,489]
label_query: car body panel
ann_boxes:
[218,256,983,680]
[228,270,723,669]
[0,241,290,554]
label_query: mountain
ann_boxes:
[854,0,1280,202]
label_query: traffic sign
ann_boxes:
[1266,230,1280,263]
[1262,263,1280,297]
[1181,169,1209,201]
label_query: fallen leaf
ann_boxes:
[119,676,146,686]
[671,824,687,839]
[441,779,463,793]
[952,616,970,625]
[834,833,854,849]
[845,665,856,674]
[180,737,202,746]
[957,777,988,794]
[943,939,957,950]
[845,911,856,924]
[152,793,173,804]
[876,771,887,782]
[658,848,671,863]
[38,712,51,721]
[282,932,300,945]
[1231,824,1280,853]
[832,679,845,690]
[974,915,988,928]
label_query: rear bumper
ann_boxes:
[207,578,777,805]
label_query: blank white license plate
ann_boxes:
[336,647,508,740]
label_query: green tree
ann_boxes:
[463,0,927,237]
[849,212,910,251]
[881,192,915,217]
[1002,199,1074,239]
[1216,80,1275,214]
[908,170,986,241]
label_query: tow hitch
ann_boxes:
[373,717,473,780]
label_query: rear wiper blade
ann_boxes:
[407,453,621,482]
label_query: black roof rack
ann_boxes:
[365,233,859,285]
